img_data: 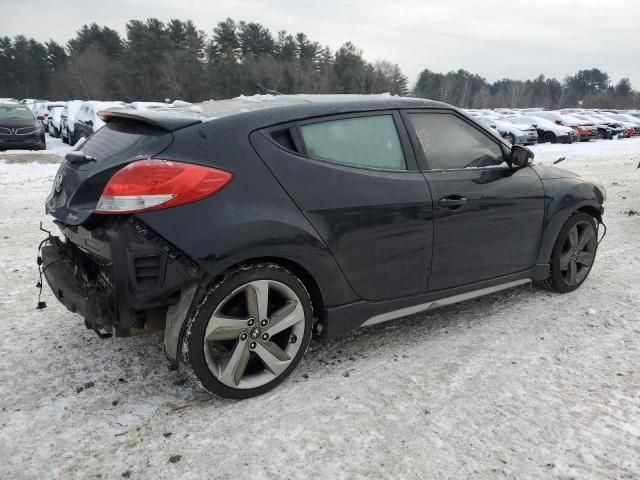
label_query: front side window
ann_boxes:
[300,115,405,170]
[408,113,505,170]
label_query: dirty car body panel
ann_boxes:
[40,95,606,368]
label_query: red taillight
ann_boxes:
[95,159,233,214]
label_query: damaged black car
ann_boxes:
[40,95,606,398]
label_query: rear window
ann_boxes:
[76,120,173,170]
[0,106,35,120]
[299,115,405,170]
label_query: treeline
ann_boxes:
[0,18,638,109]
[414,68,639,109]
[0,19,408,101]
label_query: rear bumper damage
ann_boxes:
[39,217,202,338]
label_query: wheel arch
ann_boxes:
[226,256,326,328]
[167,255,328,368]
[536,198,603,267]
[576,204,602,224]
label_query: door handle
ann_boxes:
[437,196,467,209]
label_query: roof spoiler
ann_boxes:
[97,108,202,132]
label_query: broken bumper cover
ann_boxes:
[41,239,112,331]
[40,217,202,337]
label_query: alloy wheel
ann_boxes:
[559,220,597,286]
[203,280,306,389]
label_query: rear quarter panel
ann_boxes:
[137,119,359,308]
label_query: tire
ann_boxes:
[504,133,515,144]
[539,212,598,293]
[543,132,557,143]
[182,263,313,399]
[69,132,76,146]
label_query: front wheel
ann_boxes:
[504,133,515,144]
[540,212,598,293]
[182,263,313,399]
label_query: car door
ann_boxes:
[250,111,434,301]
[402,110,545,291]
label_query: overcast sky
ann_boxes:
[2,0,639,88]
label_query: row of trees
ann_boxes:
[0,19,408,101]
[0,18,638,109]
[413,68,638,109]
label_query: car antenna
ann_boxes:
[553,156,566,165]
[256,84,282,96]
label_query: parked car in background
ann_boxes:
[32,103,48,125]
[473,115,498,131]
[73,101,131,140]
[40,95,606,398]
[533,111,597,141]
[568,113,615,139]
[0,103,46,150]
[507,115,579,143]
[48,106,64,137]
[19,99,43,110]
[594,113,635,138]
[601,113,640,135]
[592,113,633,138]
[33,101,65,128]
[494,108,519,116]
[474,115,537,145]
[61,100,83,145]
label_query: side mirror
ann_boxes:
[510,145,534,168]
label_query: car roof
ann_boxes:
[103,94,449,131]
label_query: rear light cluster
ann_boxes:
[95,159,233,214]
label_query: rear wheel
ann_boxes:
[183,263,313,399]
[540,212,598,293]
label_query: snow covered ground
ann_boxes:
[0,135,72,161]
[0,137,639,479]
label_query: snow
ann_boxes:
[0,137,639,478]
[529,136,640,164]
[233,94,279,103]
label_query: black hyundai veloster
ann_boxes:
[40,95,605,398]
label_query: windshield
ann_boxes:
[0,106,36,120]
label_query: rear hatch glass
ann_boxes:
[46,120,173,225]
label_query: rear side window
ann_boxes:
[300,115,405,170]
[77,120,173,170]
[408,113,504,170]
